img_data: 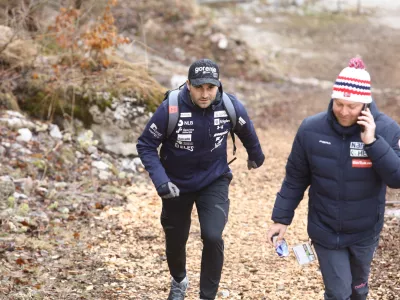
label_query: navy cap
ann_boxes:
[188,59,220,87]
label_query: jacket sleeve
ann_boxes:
[230,96,265,166]
[271,119,311,225]
[136,101,171,189]
[365,121,400,189]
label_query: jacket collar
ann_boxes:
[327,99,379,137]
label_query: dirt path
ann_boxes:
[124,128,326,299]
[102,128,399,299]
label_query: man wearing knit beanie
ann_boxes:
[268,57,400,299]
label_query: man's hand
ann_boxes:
[267,223,288,246]
[358,107,376,145]
[157,182,180,199]
[247,160,259,170]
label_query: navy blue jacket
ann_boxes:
[272,100,400,249]
[137,84,265,193]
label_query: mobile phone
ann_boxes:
[360,103,370,132]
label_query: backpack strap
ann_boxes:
[222,92,237,156]
[166,90,180,138]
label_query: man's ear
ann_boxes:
[186,80,190,91]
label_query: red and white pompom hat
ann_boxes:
[331,57,372,103]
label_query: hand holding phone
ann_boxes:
[358,103,376,145]
[360,103,370,132]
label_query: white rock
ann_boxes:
[4,110,24,118]
[35,123,49,132]
[54,182,68,189]
[99,170,112,180]
[92,161,109,170]
[137,106,145,114]
[121,159,137,173]
[57,207,70,214]
[219,290,230,298]
[210,32,224,43]
[0,145,5,156]
[29,211,49,222]
[0,117,35,130]
[8,221,17,232]
[118,172,127,179]
[11,143,22,150]
[63,132,72,142]
[16,128,33,142]
[170,75,187,89]
[173,47,185,58]
[210,33,228,49]
[87,145,98,154]
[133,157,144,169]
[75,151,84,159]
[218,37,229,49]
[49,125,62,139]
[90,153,101,161]
[13,192,28,200]
[105,142,138,157]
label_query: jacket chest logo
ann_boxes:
[350,141,367,158]
[214,110,228,118]
[176,118,194,134]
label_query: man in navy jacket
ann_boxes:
[137,59,265,300]
[268,57,400,300]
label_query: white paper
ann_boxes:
[292,243,316,265]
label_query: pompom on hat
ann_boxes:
[331,57,372,103]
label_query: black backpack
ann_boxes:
[166,89,238,158]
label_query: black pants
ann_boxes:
[314,235,380,300]
[161,173,232,300]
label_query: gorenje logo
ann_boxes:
[195,66,217,74]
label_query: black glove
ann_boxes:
[247,154,265,170]
[247,160,259,170]
[157,182,180,199]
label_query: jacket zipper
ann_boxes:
[337,134,346,248]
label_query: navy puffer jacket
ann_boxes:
[272,100,400,249]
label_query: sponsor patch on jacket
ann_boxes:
[175,143,194,152]
[350,149,368,158]
[352,159,372,168]
[214,111,228,118]
[238,117,246,126]
[177,134,191,142]
[214,130,229,137]
[149,123,162,138]
[350,141,367,157]
[350,142,364,150]
[214,118,230,126]
[180,112,192,118]
[178,120,193,126]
